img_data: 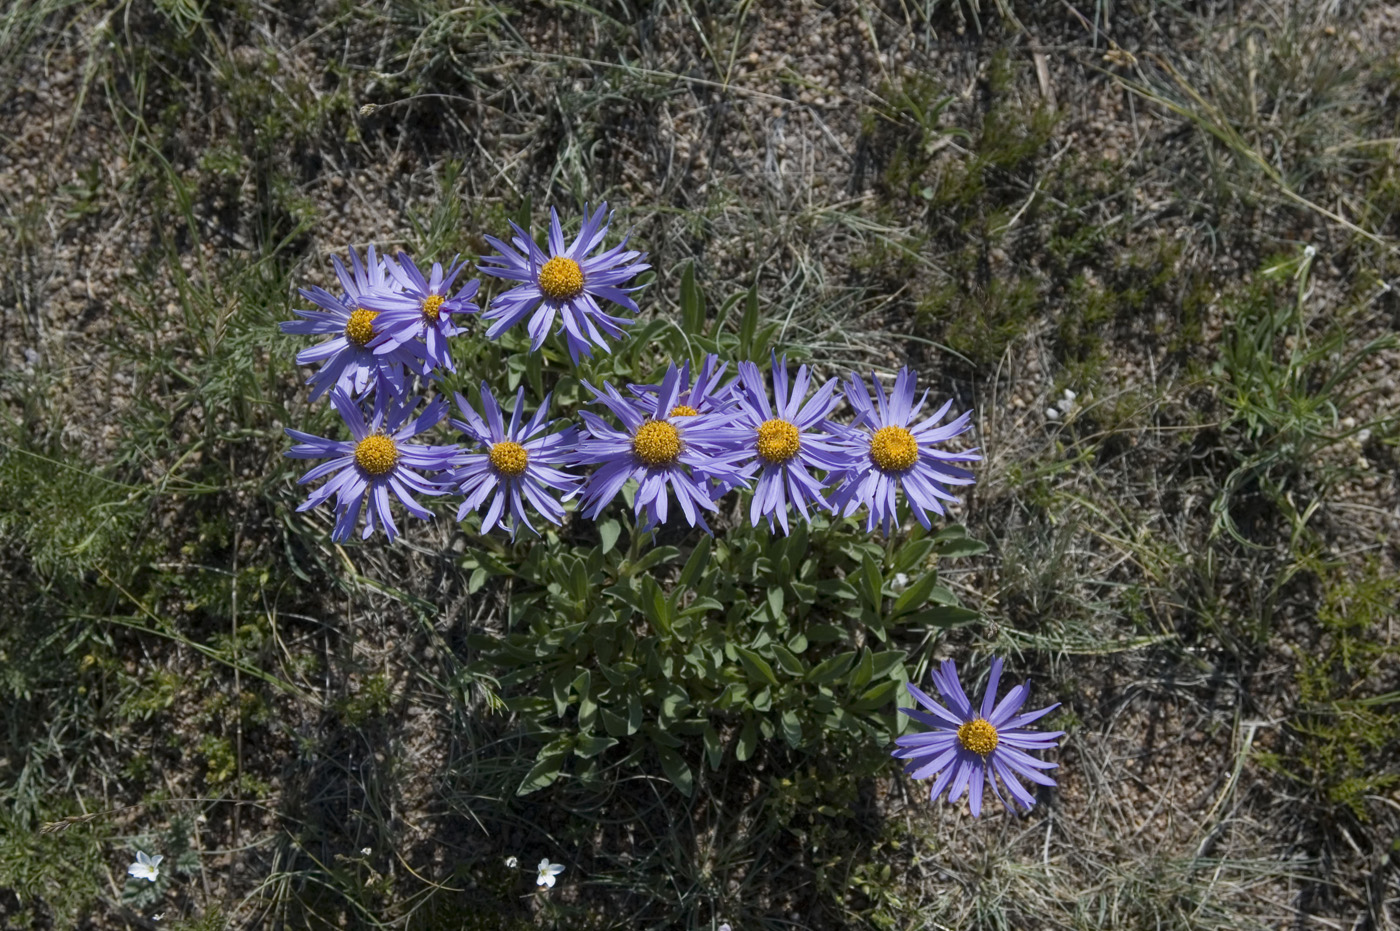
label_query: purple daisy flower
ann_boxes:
[734,355,849,534]
[629,354,734,417]
[285,389,458,543]
[826,368,979,535]
[892,657,1064,817]
[280,245,420,400]
[572,363,749,531]
[329,243,397,308]
[478,203,650,362]
[449,384,577,537]
[362,253,481,375]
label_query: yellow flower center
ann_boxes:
[344,308,379,347]
[420,293,445,323]
[957,718,999,757]
[488,440,529,477]
[354,434,399,475]
[756,418,801,464]
[669,404,700,417]
[869,425,919,472]
[537,256,585,301]
[632,420,682,467]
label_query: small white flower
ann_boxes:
[127,850,163,883]
[1045,407,1060,420]
[891,572,910,592]
[719,924,732,931]
[536,857,564,888]
[1062,388,1077,404]
[504,856,518,868]
[360,847,372,856]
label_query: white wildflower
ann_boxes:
[536,857,564,888]
[127,850,163,883]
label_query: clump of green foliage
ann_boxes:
[459,270,984,798]
[1258,558,1400,820]
[1209,247,1396,552]
[470,516,982,797]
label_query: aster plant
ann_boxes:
[280,245,420,400]
[478,202,650,362]
[629,353,734,417]
[362,252,480,375]
[733,354,848,534]
[892,657,1064,817]
[572,363,749,531]
[285,389,459,543]
[449,384,577,537]
[826,368,980,535]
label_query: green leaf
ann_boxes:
[891,538,936,574]
[678,535,712,589]
[736,717,758,761]
[511,195,533,229]
[703,724,724,769]
[771,644,805,678]
[934,524,989,557]
[646,722,683,748]
[807,623,848,643]
[736,647,780,687]
[849,649,876,690]
[625,545,680,576]
[711,290,742,335]
[808,651,856,684]
[516,735,572,795]
[861,552,885,606]
[680,261,705,335]
[680,596,723,618]
[926,584,960,606]
[656,745,694,797]
[766,585,784,621]
[598,519,621,554]
[660,683,690,722]
[753,321,780,358]
[869,650,907,681]
[600,707,628,737]
[574,671,596,728]
[716,681,748,709]
[780,709,803,748]
[641,575,673,634]
[574,735,618,759]
[851,678,901,711]
[816,578,859,600]
[551,666,574,716]
[891,572,941,617]
[568,557,590,608]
